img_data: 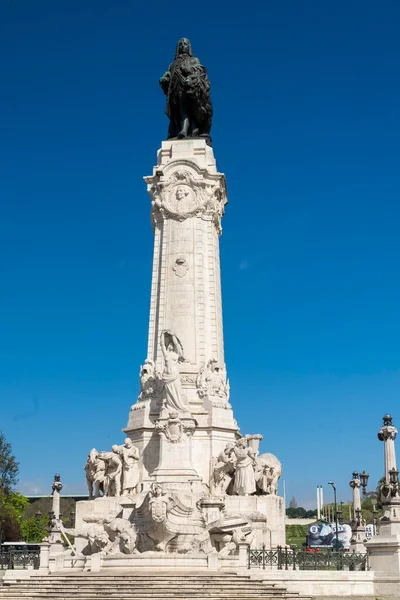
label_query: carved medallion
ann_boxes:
[164,183,200,216]
[172,256,189,277]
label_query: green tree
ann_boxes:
[0,432,26,542]
[20,515,48,543]
[0,432,19,494]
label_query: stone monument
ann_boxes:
[349,472,366,553]
[366,414,400,572]
[51,39,285,572]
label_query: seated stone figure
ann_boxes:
[254,453,282,495]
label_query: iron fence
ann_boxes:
[0,545,40,570]
[248,545,368,571]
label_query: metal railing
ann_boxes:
[0,545,40,570]
[248,545,368,571]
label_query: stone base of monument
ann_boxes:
[46,549,253,574]
[68,489,284,563]
[366,533,400,572]
[366,505,400,573]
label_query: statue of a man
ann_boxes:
[118,438,140,496]
[160,330,190,413]
[232,438,256,496]
[160,38,213,143]
[99,445,123,497]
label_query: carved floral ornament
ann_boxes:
[146,169,227,233]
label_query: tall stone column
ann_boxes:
[124,139,239,486]
[378,414,398,484]
[366,415,400,571]
[349,472,366,553]
[48,474,63,556]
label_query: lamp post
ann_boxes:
[328,481,340,550]
[371,498,378,536]
[359,471,370,498]
[35,511,42,522]
[0,518,5,545]
[366,414,400,573]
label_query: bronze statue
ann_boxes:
[160,38,213,144]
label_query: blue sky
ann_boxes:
[1,0,399,507]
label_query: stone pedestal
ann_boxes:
[367,500,400,571]
[199,496,225,525]
[350,526,367,553]
[151,411,201,487]
[366,415,400,572]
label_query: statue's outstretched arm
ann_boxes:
[160,330,167,358]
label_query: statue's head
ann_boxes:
[112,444,119,453]
[150,482,162,496]
[176,186,188,201]
[175,38,193,58]
[225,443,234,453]
[124,438,132,448]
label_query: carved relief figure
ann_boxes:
[118,438,140,496]
[254,453,282,495]
[197,359,229,401]
[139,359,161,400]
[232,438,256,496]
[160,330,190,412]
[99,445,123,497]
[211,443,236,494]
[64,520,110,555]
[176,186,189,202]
[218,527,253,557]
[103,516,138,555]
[160,38,213,142]
[84,448,105,500]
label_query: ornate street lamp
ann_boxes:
[35,511,42,522]
[389,467,399,486]
[359,471,369,496]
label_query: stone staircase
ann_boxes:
[0,571,311,600]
